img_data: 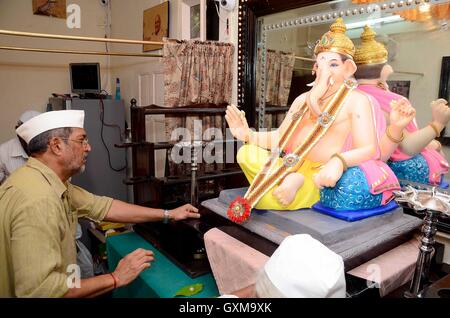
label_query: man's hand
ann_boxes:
[431,98,450,131]
[313,157,344,189]
[113,248,154,288]
[225,104,250,142]
[390,98,416,130]
[170,204,200,221]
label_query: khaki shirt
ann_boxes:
[0,157,113,297]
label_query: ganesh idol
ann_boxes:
[354,25,450,187]
[225,18,407,223]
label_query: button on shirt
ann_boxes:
[0,157,113,297]
[0,137,29,184]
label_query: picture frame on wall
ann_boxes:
[438,56,450,139]
[32,0,67,19]
[387,80,411,99]
[143,1,169,52]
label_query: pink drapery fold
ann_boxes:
[358,84,449,185]
[342,91,400,204]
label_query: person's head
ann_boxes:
[16,110,90,176]
[255,234,346,298]
[15,110,42,154]
[354,25,391,82]
[309,18,357,115]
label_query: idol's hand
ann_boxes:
[225,104,250,142]
[389,98,416,130]
[431,98,450,129]
[313,157,344,189]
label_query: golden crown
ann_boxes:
[314,18,355,59]
[354,25,388,65]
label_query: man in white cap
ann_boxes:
[225,234,346,298]
[0,110,41,184]
[0,110,200,298]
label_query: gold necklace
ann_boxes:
[319,89,339,102]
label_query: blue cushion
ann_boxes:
[311,200,399,222]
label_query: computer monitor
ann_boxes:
[69,63,101,95]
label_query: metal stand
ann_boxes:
[395,186,450,298]
[404,209,439,298]
[190,140,204,207]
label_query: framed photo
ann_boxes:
[439,57,450,104]
[387,80,411,99]
[438,56,450,139]
[32,0,67,19]
[143,1,169,52]
[181,0,206,41]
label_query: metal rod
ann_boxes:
[295,56,315,62]
[0,29,164,45]
[394,70,425,77]
[0,45,162,58]
[404,209,439,298]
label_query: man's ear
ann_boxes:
[343,59,357,78]
[48,137,63,155]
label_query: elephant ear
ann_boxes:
[343,59,357,78]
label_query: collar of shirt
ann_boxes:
[26,157,68,199]
[10,137,28,159]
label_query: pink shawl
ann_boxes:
[358,84,449,185]
[342,92,400,205]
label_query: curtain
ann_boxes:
[163,39,234,177]
[256,49,296,129]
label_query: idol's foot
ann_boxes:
[273,172,305,206]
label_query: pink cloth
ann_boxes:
[205,228,420,297]
[204,228,269,295]
[343,92,400,204]
[348,236,420,297]
[358,84,449,185]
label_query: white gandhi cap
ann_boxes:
[264,234,346,298]
[16,110,85,144]
[19,110,41,123]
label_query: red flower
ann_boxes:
[227,196,251,223]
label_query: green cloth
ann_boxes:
[0,157,113,297]
[107,232,219,298]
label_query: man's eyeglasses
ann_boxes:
[60,138,89,147]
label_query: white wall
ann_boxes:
[388,27,450,130]
[0,0,111,142]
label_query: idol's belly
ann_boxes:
[285,122,350,163]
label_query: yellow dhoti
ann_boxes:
[236,144,321,210]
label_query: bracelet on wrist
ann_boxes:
[331,153,348,172]
[429,122,441,138]
[110,273,117,289]
[386,126,404,143]
[163,209,170,224]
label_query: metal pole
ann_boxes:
[0,29,163,45]
[0,45,162,58]
[404,209,439,298]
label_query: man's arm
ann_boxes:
[64,248,154,298]
[103,200,199,223]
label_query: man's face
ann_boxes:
[61,128,91,175]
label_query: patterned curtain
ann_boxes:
[162,39,234,177]
[256,49,296,129]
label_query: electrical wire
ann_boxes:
[214,1,228,23]
[98,97,127,172]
